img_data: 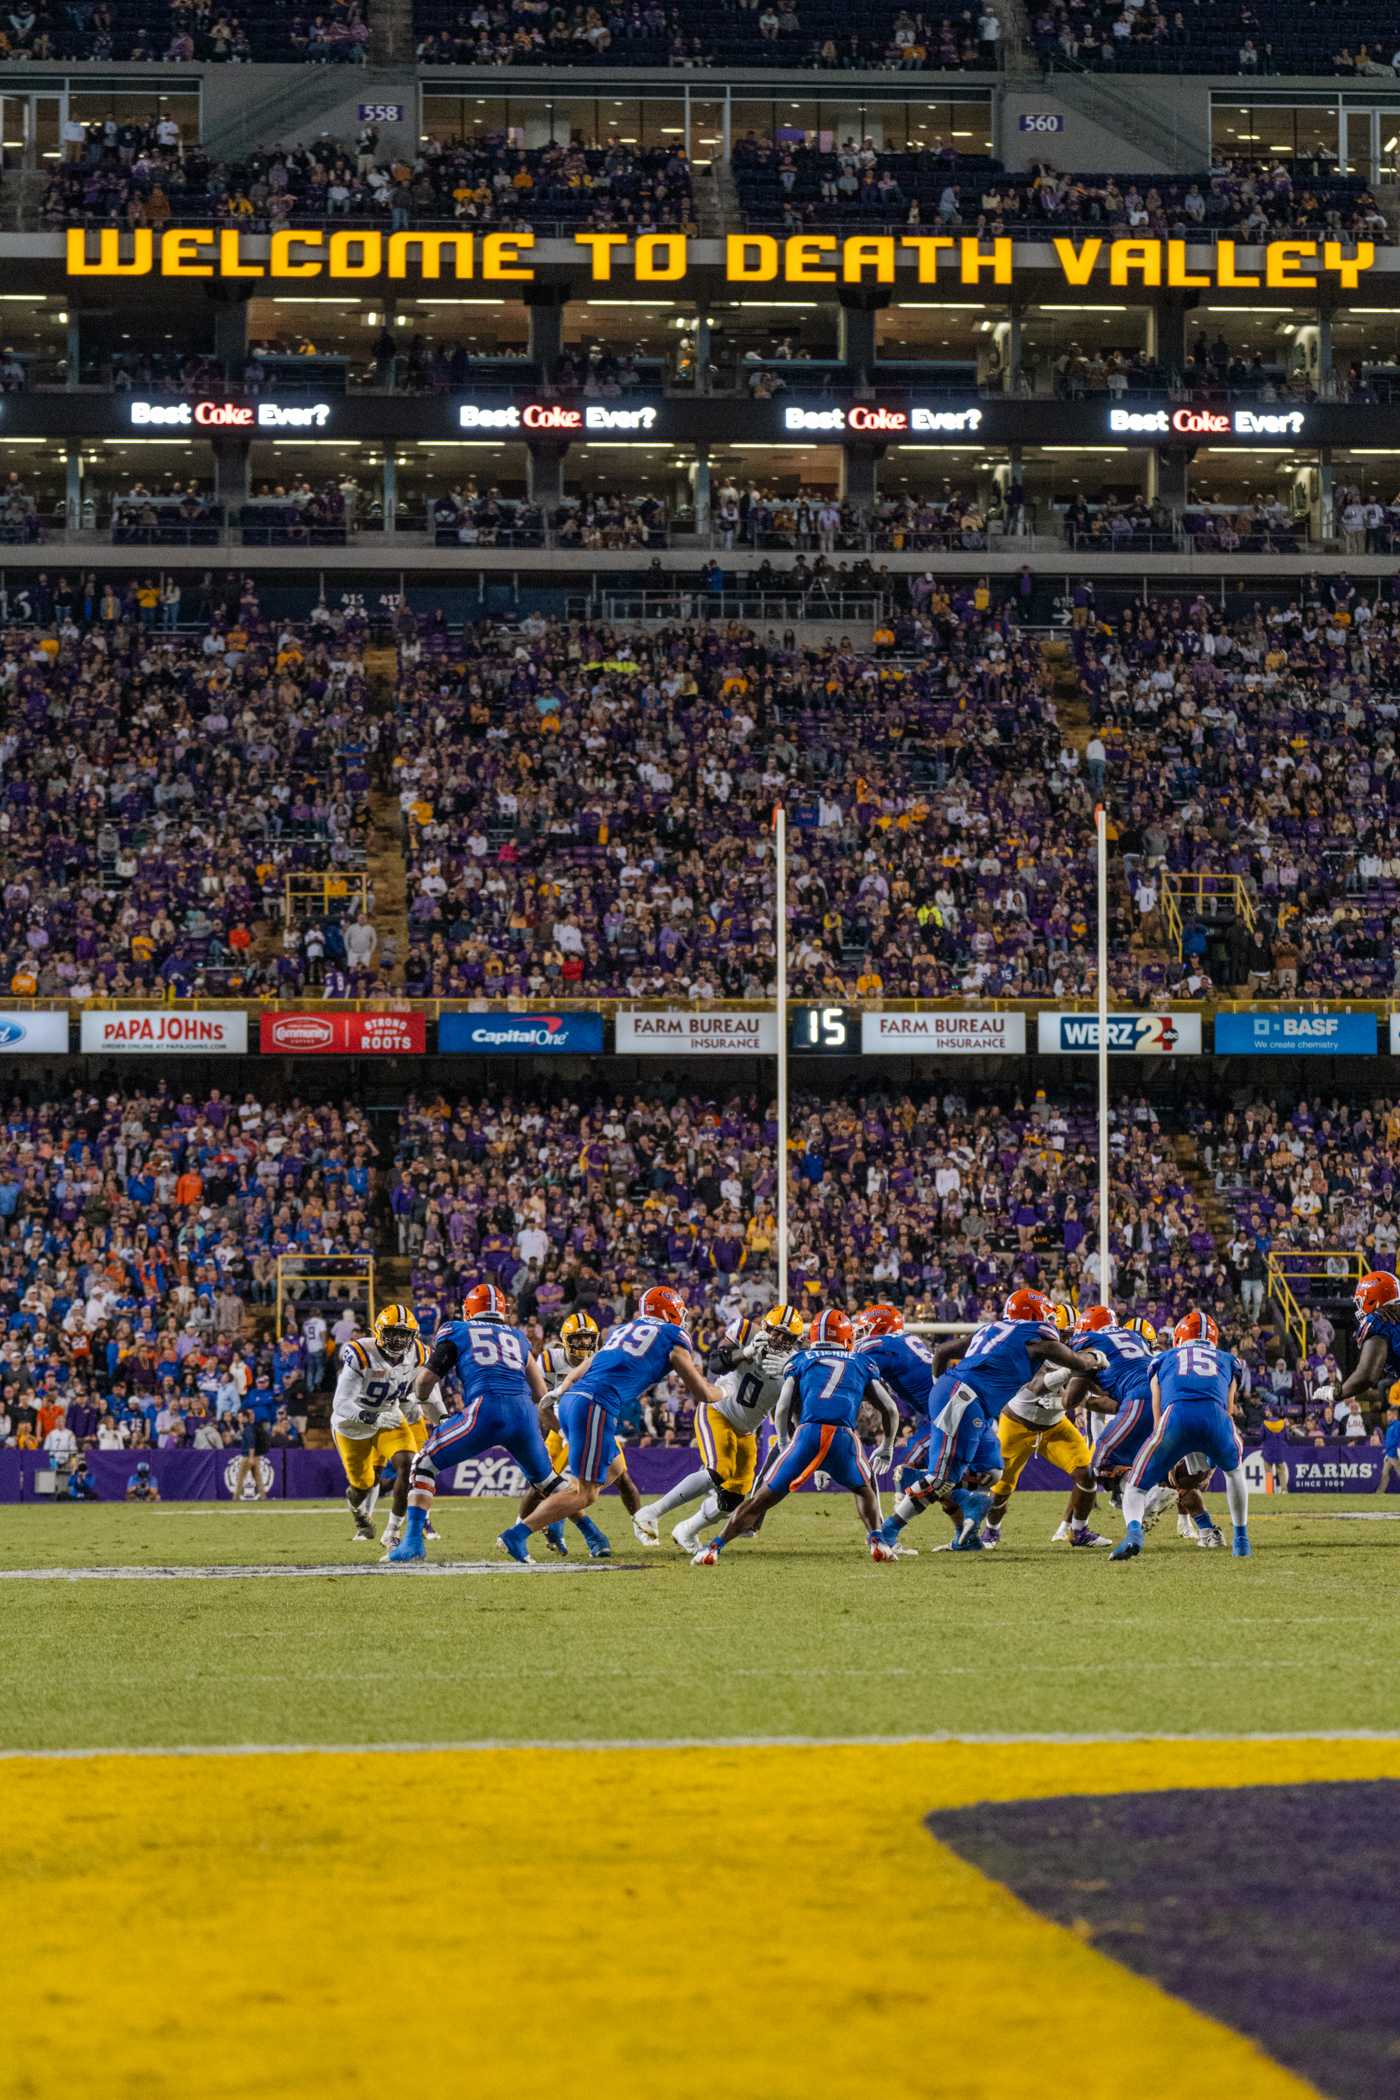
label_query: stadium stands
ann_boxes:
[47,130,694,236]
[733,139,1385,242]
[1033,0,1400,75]
[411,0,999,69]
[0,598,388,999]
[0,1082,374,1459]
[0,0,368,61]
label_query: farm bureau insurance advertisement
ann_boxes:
[617,1012,778,1055]
[861,1012,1026,1055]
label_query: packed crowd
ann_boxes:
[0,585,390,1000]
[1070,582,1400,994]
[1197,1096,1400,1432]
[735,140,1386,242]
[47,125,693,236]
[391,609,1202,1004]
[411,0,997,67]
[0,1083,375,1462]
[388,1083,1255,1420]
[0,0,366,62]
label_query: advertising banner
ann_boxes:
[439,1010,604,1054]
[80,1010,248,1054]
[862,1011,1027,1055]
[617,1012,778,1055]
[259,1011,426,1055]
[1215,1011,1377,1056]
[0,1011,68,1053]
[1036,1012,1203,1055]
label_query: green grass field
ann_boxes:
[3,1493,1397,1752]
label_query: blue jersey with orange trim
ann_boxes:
[1155,1341,1240,1410]
[786,1344,881,1427]
[567,1317,694,1419]
[1357,1306,1400,1381]
[856,1332,937,1417]
[951,1319,1056,1414]
[1088,1327,1157,1405]
[428,1318,533,1407]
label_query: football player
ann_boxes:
[1058,1311,1209,1543]
[982,1302,1111,1549]
[497,1284,722,1564]
[525,1310,614,1560]
[1110,1311,1252,1561]
[386,1282,562,1564]
[692,1309,900,1563]
[633,1303,806,1552]
[331,1305,436,1548]
[875,1289,1105,1555]
[1339,1270,1400,1410]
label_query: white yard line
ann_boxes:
[0,1561,625,1582]
[1,1729,1398,1762]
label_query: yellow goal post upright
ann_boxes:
[275,1253,377,1342]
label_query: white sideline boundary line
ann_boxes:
[0,1561,622,1583]
[2,1730,1398,1763]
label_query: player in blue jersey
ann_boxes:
[386,1280,564,1563]
[497,1283,722,1563]
[1339,1270,1400,1415]
[1109,1310,1252,1561]
[692,1309,901,1563]
[1063,1311,1223,1548]
[875,1288,1106,1554]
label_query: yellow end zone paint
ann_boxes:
[10,1738,1390,2100]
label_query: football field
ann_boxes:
[3,1494,1398,2100]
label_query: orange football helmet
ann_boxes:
[1075,1304,1115,1334]
[463,1282,509,1320]
[809,1309,854,1349]
[856,1303,903,1339]
[1003,1287,1054,1324]
[1172,1310,1219,1347]
[639,1284,688,1326]
[1355,1270,1400,1317]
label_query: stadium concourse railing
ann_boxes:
[1160,871,1257,959]
[275,1253,376,1342]
[1266,1250,1368,1358]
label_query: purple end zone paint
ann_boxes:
[929,1782,1400,2100]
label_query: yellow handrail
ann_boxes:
[1160,870,1257,958]
[1264,1249,1367,1358]
[283,871,370,923]
[275,1254,376,1342]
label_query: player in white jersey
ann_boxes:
[331,1305,443,1549]
[632,1304,806,1552]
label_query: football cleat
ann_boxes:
[950,1526,985,1552]
[352,1514,376,1543]
[1068,1525,1112,1548]
[672,1510,709,1554]
[1142,1486,1176,1532]
[577,1515,612,1559]
[981,1522,1002,1549]
[1177,1514,1197,1539]
[543,1522,569,1556]
[497,1522,533,1564]
[691,1542,721,1566]
[424,1520,439,1541]
[1109,1522,1144,1562]
[385,1534,426,1564]
[1232,1526,1253,1558]
[1050,1519,1071,1543]
[631,1506,661,1546]
[868,1535,899,1561]
[1197,1526,1224,1549]
[380,1518,402,1549]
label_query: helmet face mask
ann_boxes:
[561,1311,600,1364]
[374,1303,419,1364]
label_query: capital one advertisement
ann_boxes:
[259,1011,426,1055]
